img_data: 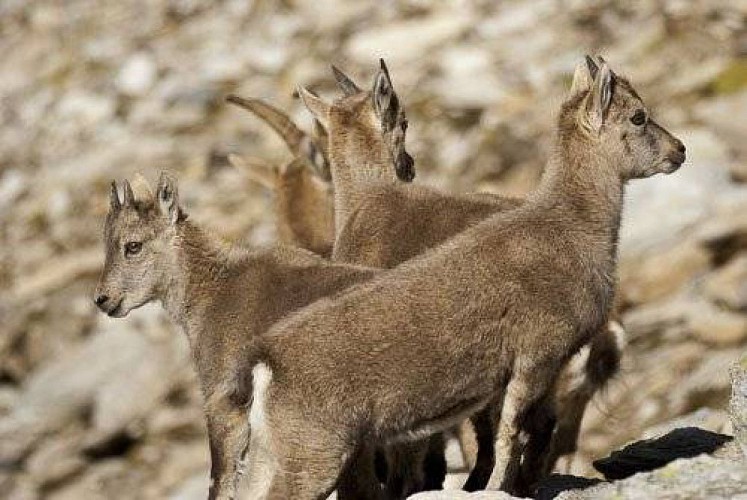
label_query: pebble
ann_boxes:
[116,52,157,96]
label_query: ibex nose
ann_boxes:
[94,294,109,307]
[676,141,686,154]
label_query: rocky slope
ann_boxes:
[1,1,746,498]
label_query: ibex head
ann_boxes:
[564,56,686,180]
[298,59,415,183]
[94,172,185,317]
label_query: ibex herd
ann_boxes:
[94,56,686,500]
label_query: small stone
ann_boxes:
[56,90,116,127]
[26,434,86,487]
[116,52,157,97]
[0,170,26,211]
[689,307,747,346]
[693,90,747,158]
[728,162,747,183]
[703,254,747,311]
[620,240,710,305]
[730,352,747,458]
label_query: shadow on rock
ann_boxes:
[592,427,733,481]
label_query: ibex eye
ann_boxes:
[124,241,142,256]
[401,119,408,132]
[631,109,646,126]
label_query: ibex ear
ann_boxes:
[570,61,593,95]
[585,55,600,81]
[298,86,330,129]
[303,119,331,181]
[331,64,361,96]
[584,62,614,131]
[122,180,136,207]
[109,181,121,212]
[156,171,182,224]
[372,58,400,131]
[131,173,154,204]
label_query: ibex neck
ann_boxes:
[533,133,624,261]
[330,151,398,233]
[161,222,229,344]
[534,136,624,237]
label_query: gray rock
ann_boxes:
[25,433,87,488]
[693,90,747,158]
[408,489,518,499]
[0,308,187,464]
[0,169,26,211]
[623,294,747,346]
[557,453,747,499]
[620,240,710,305]
[642,408,731,440]
[703,254,747,310]
[730,352,747,458]
[346,11,472,65]
[672,348,744,413]
[55,90,116,128]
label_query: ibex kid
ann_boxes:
[226,87,421,497]
[93,174,382,500]
[299,58,626,494]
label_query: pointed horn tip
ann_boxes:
[296,85,310,100]
[225,94,240,104]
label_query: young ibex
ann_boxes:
[239,58,685,499]
[300,59,627,492]
[228,84,421,497]
[226,96,335,257]
[92,173,381,500]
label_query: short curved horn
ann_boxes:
[226,95,306,155]
[122,180,135,207]
[109,181,121,211]
[131,173,154,204]
[331,64,361,96]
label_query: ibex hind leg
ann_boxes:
[548,320,625,473]
[384,440,428,499]
[463,399,501,491]
[515,394,557,497]
[422,433,447,491]
[271,428,352,500]
[487,368,556,495]
[337,442,385,500]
